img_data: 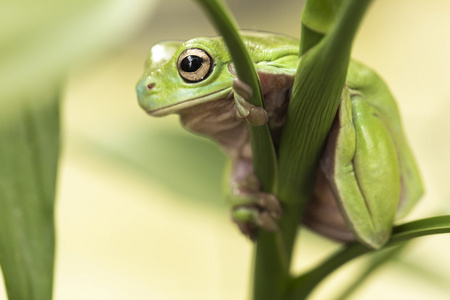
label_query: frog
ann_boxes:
[136,31,423,249]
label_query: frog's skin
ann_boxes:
[136,31,423,249]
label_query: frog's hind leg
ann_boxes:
[225,158,281,239]
[303,170,355,242]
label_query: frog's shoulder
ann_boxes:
[240,30,299,58]
[239,30,299,48]
[239,30,300,75]
[347,60,382,88]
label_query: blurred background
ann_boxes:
[2,0,450,299]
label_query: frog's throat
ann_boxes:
[147,87,233,116]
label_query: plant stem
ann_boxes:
[286,215,450,299]
[193,0,277,193]
[191,1,283,299]
[266,0,372,297]
[193,0,373,299]
[254,0,373,297]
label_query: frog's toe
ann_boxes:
[242,106,269,126]
[232,207,258,239]
[230,193,282,239]
[232,206,279,239]
[232,78,268,126]
[232,78,253,100]
[257,192,282,219]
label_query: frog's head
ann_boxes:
[137,37,234,116]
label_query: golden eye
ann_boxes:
[177,48,213,82]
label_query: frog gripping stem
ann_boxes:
[232,78,268,126]
[231,191,282,239]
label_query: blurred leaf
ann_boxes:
[0,0,159,298]
[0,87,60,300]
[393,255,450,294]
[287,215,450,299]
[0,0,158,105]
[335,244,408,300]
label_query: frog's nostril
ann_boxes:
[147,82,156,90]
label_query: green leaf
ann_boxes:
[0,87,60,300]
[1,1,159,298]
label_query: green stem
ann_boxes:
[193,0,277,193]
[299,25,324,56]
[286,215,450,299]
[191,1,283,299]
[278,0,372,203]
[193,0,372,299]
[299,0,345,55]
[275,0,372,282]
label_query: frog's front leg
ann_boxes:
[225,157,281,239]
[233,78,269,126]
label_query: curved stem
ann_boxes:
[192,1,282,299]
[334,244,408,300]
[193,0,277,193]
[286,215,450,300]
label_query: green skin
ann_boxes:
[136,31,423,249]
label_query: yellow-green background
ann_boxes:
[2,0,450,299]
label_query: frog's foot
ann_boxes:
[230,192,282,240]
[232,78,268,126]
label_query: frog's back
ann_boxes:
[239,31,300,75]
[240,31,299,55]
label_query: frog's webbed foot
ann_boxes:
[232,78,268,126]
[228,173,282,239]
[232,193,281,239]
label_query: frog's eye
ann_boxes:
[177,48,213,83]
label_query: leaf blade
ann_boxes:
[0,88,60,300]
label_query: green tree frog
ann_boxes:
[136,31,423,249]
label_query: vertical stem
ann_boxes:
[276,0,372,298]
[191,1,283,299]
[192,0,277,192]
[192,0,372,299]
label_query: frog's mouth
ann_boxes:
[147,87,233,116]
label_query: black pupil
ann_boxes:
[180,55,203,72]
